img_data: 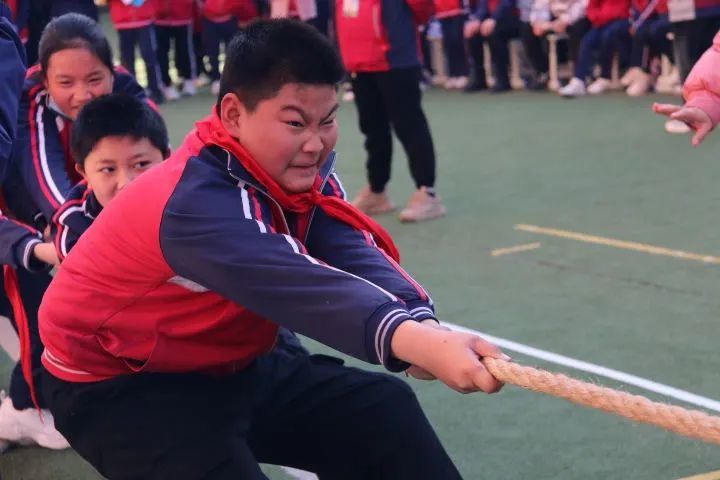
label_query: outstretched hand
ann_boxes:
[392,321,509,394]
[653,103,714,147]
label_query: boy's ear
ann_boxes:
[219,92,246,139]
[75,163,87,179]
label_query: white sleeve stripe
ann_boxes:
[22,238,41,270]
[331,173,347,200]
[35,98,66,205]
[57,204,83,223]
[283,234,301,253]
[57,205,84,257]
[240,187,252,220]
[410,306,435,317]
[375,309,410,364]
[256,220,267,233]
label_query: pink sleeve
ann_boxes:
[684,30,720,127]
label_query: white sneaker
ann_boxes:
[444,77,458,89]
[398,187,446,223]
[181,79,197,97]
[558,77,586,97]
[211,80,221,96]
[665,119,691,134]
[587,77,611,95]
[0,393,69,450]
[162,85,180,101]
[620,67,643,87]
[626,71,651,97]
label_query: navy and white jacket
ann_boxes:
[40,135,437,382]
[51,180,102,263]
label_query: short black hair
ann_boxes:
[71,94,169,166]
[39,13,114,75]
[217,19,344,112]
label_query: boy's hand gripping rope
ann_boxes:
[482,358,720,445]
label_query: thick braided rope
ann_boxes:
[483,357,720,445]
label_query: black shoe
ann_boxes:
[525,73,548,91]
[464,79,487,92]
[149,90,165,105]
[490,83,512,93]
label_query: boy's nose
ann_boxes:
[303,134,323,153]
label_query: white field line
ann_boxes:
[446,322,720,413]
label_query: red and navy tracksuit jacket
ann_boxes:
[40,130,437,383]
[0,12,45,273]
[156,0,194,26]
[335,0,435,73]
[109,0,157,30]
[50,181,101,263]
[201,0,243,22]
[13,66,148,225]
[586,0,631,26]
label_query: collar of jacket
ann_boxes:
[219,145,338,198]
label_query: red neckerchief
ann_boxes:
[193,113,400,262]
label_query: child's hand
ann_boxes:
[464,19,482,38]
[552,19,568,33]
[33,242,59,266]
[405,320,451,381]
[391,321,508,394]
[653,103,714,146]
[480,18,496,37]
[531,22,548,36]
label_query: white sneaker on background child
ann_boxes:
[626,71,651,97]
[211,80,221,96]
[621,67,643,87]
[559,77,586,97]
[398,187,446,223]
[587,78,611,95]
[162,85,181,101]
[181,79,197,97]
[0,392,69,451]
[352,186,395,215]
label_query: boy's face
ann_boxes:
[77,136,164,207]
[221,83,339,193]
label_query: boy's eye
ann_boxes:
[99,167,114,174]
[58,81,72,88]
[88,77,102,85]
[286,121,304,128]
[134,161,152,169]
[322,117,336,126]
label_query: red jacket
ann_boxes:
[201,0,239,22]
[109,0,156,30]
[434,0,467,17]
[586,0,630,26]
[335,0,434,73]
[236,0,260,22]
[156,0,194,25]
